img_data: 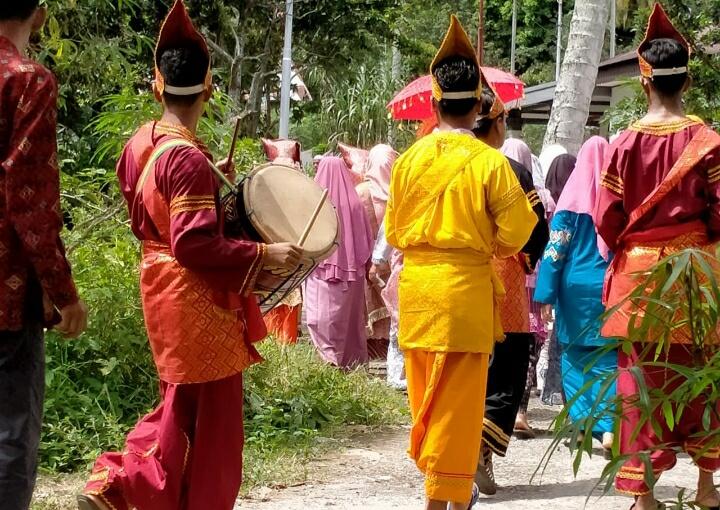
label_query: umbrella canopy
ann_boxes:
[387,67,525,121]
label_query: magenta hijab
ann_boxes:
[556,136,611,260]
[314,157,374,281]
[501,138,533,172]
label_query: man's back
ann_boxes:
[596,117,720,248]
[0,35,76,330]
[386,130,536,354]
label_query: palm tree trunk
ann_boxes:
[543,0,610,154]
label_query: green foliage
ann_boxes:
[42,178,406,473]
[244,341,408,452]
[540,248,720,507]
[292,63,412,151]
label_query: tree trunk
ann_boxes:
[543,0,609,155]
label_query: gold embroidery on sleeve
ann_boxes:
[491,185,525,215]
[526,190,541,207]
[601,171,624,195]
[707,164,720,184]
[169,195,216,216]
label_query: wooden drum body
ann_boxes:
[223,163,339,313]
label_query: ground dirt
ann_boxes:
[238,398,702,510]
[33,398,706,510]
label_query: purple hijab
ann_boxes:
[314,157,374,282]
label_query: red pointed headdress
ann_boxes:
[638,3,690,79]
[154,0,212,96]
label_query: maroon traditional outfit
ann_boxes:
[83,3,266,509]
[594,5,720,497]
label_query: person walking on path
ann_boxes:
[385,15,536,510]
[80,3,301,508]
[535,136,615,458]
[473,96,549,495]
[304,156,374,369]
[0,2,88,508]
[595,5,720,509]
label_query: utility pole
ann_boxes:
[610,0,616,57]
[556,0,563,81]
[477,0,484,64]
[510,0,518,74]
[279,0,294,139]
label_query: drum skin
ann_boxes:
[238,163,340,312]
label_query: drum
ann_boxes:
[222,163,339,313]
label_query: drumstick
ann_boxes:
[227,117,242,165]
[298,189,329,248]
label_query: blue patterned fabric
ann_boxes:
[535,211,616,429]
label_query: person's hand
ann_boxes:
[216,157,236,182]
[368,264,385,288]
[56,300,88,339]
[541,304,554,325]
[264,243,303,271]
[374,261,391,281]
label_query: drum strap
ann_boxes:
[135,139,197,196]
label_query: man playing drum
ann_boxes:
[79,2,301,509]
[385,15,537,510]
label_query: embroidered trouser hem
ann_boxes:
[406,349,489,503]
[84,372,245,510]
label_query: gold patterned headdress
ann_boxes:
[637,3,690,79]
[154,0,212,96]
[430,15,482,102]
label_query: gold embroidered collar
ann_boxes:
[628,117,702,136]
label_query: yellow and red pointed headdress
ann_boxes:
[430,15,483,102]
[154,0,212,96]
[637,3,690,79]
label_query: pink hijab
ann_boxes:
[314,157,374,281]
[364,144,398,225]
[501,138,533,171]
[556,136,610,260]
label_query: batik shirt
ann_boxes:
[0,36,77,330]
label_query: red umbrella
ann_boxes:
[387,67,525,121]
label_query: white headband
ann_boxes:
[440,91,479,100]
[163,83,206,95]
[650,66,688,77]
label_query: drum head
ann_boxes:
[243,163,339,260]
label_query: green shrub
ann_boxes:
[43,178,407,473]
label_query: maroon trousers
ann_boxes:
[616,344,720,496]
[85,373,245,510]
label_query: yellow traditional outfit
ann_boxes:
[385,15,537,503]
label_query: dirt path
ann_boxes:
[32,398,705,510]
[239,400,702,510]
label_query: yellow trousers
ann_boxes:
[405,350,489,503]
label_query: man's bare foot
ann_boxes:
[631,494,662,510]
[77,494,111,510]
[696,470,720,508]
[514,413,535,439]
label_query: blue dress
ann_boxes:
[534,211,616,434]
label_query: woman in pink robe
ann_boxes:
[304,157,374,368]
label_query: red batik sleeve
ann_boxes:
[594,142,627,252]
[3,67,78,309]
[160,147,265,296]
